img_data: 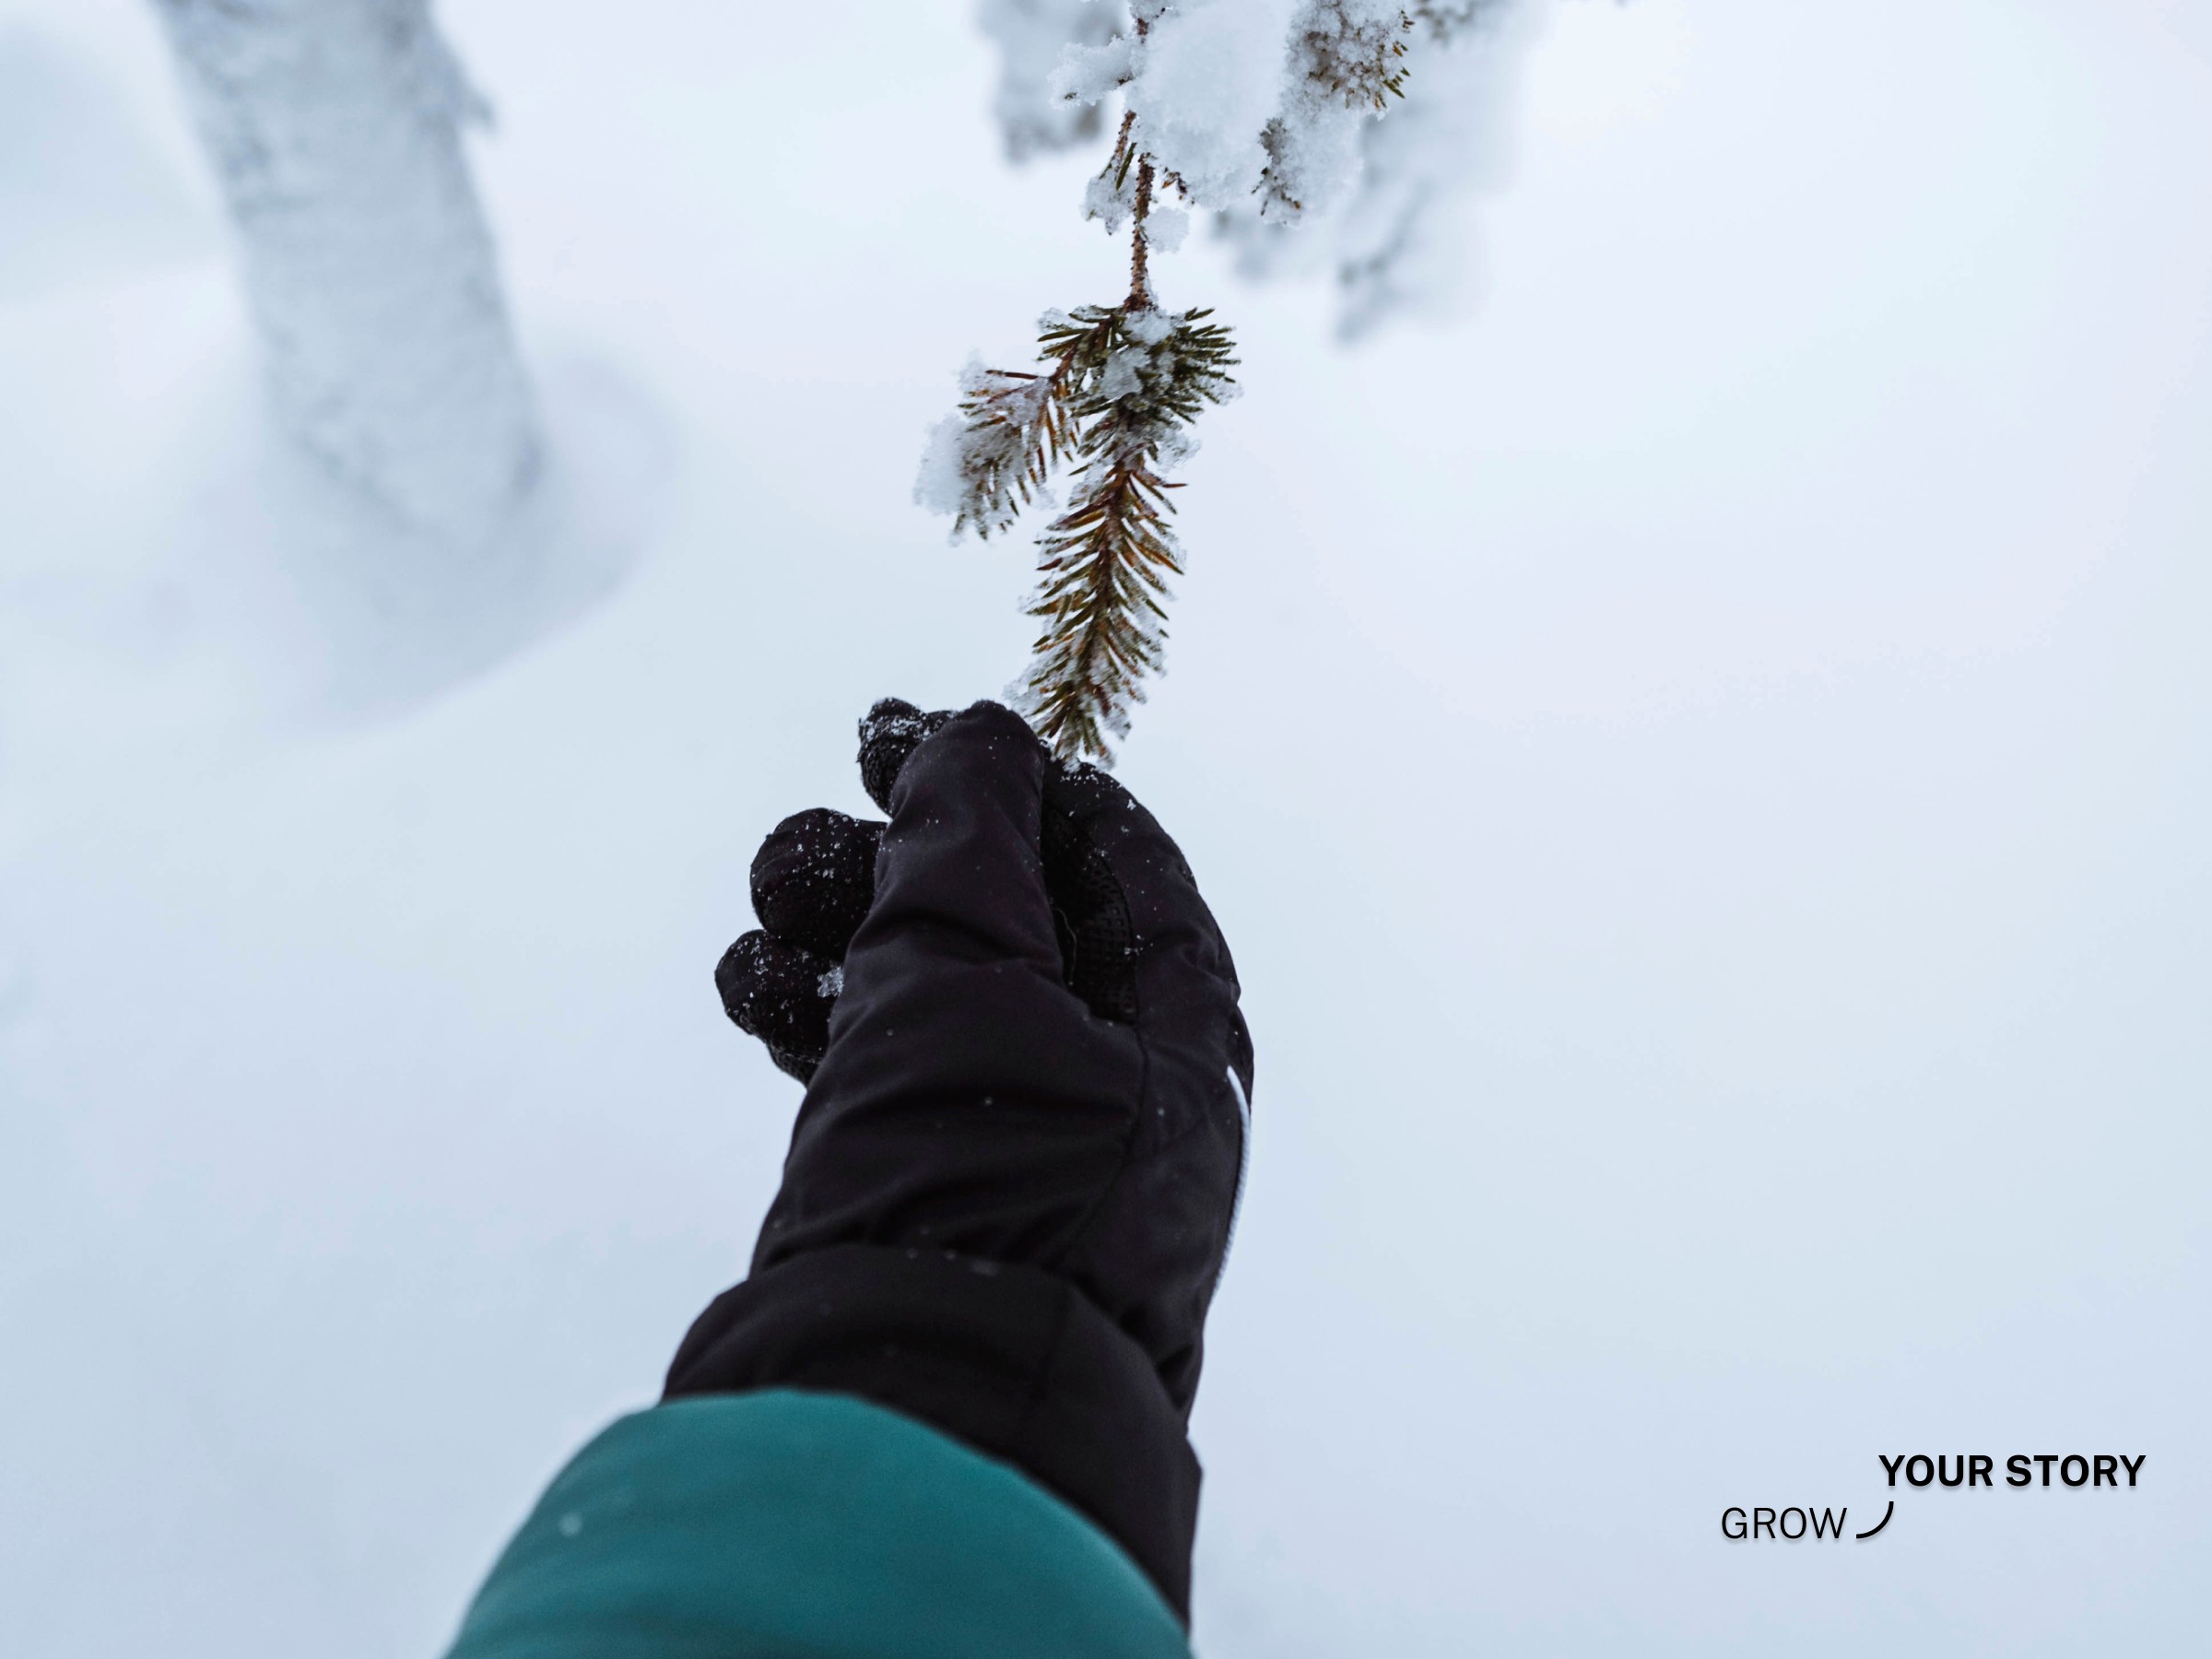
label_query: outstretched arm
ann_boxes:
[443,700,1252,1656]
[688,699,1253,1613]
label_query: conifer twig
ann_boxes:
[1017,305,1236,759]
[935,313,1110,540]
[1128,135,1155,305]
[917,6,1239,763]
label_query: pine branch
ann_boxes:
[1298,2,1414,112]
[1253,3,1415,221]
[1019,444,1176,761]
[920,6,1241,763]
[1016,307,1238,761]
[919,308,1118,540]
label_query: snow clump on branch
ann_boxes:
[978,0,1535,335]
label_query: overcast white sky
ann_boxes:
[2,2,2207,1653]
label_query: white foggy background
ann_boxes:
[3,0,2207,1653]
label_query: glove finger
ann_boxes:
[750,808,884,959]
[857,698,953,815]
[715,929,841,1084]
[853,700,1064,980]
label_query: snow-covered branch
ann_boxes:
[982,0,1534,336]
[932,0,1535,759]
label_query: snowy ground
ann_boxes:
[4,1,2209,1654]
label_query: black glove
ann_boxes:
[683,698,1253,1619]
[717,698,1162,1080]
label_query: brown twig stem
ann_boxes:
[1124,17,1155,309]
[1128,155,1154,306]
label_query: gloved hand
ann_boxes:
[688,698,1253,1617]
[717,698,1179,1083]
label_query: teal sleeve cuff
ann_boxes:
[443,1389,1191,1659]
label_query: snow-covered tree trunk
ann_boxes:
[150,0,538,547]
